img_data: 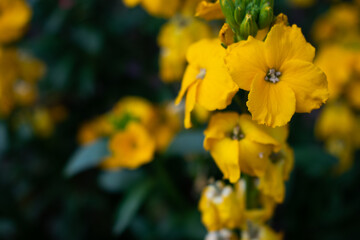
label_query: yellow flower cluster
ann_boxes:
[159,0,328,238]
[313,1,360,174]
[78,97,181,170]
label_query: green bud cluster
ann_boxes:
[219,0,274,41]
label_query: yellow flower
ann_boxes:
[123,0,180,18]
[195,0,224,21]
[0,0,31,43]
[226,24,328,127]
[311,4,359,43]
[315,102,357,174]
[77,116,114,145]
[204,112,280,182]
[315,44,355,99]
[316,101,356,140]
[32,108,54,138]
[257,125,294,203]
[111,96,157,131]
[205,229,239,240]
[153,103,181,152]
[158,16,212,82]
[345,79,360,110]
[101,122,155,170]
[175,39,239,128]
[199,182,244,231]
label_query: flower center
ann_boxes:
[230,125,245,140]
[265,68,281,83]
[196,68,206,80]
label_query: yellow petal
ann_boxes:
[210,138,240,183]
[175,65,199,105]
[280,59,328,113]
[195,0,224,21]
[184,80,200,129]
[247,74,296,127]
[238,114,280,147]
[197,66,239,111]
[225,37,268,91]
[258,161,286,203]
[265,24,315,69]
[238,138,272,177]
[203,112,239,149]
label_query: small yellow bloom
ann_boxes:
[204,112,280,182]
[345,79,360,110]
[0,0,31,43]
[175,39,239,128]
[315,44,355,99]
[111,96,157,131]
[123,0,180,18]
[226,24,328,127]
[101,122,156,170]
[78,115,114,145]
[195,0,224,21]
[158,16,212,82]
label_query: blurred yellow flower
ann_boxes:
[226,24,328,127]
[123,0,180,18]
[0,0,31,43]
[78,115,114,145]
[175,39,239,128]
[315,44,355,99]
[195,0,224,21]
[158,16,212,82]
[312,3,359,43]
[345,79,360,110]
[101,122,156,170]
[111,96,157,131]
[204,112,280,182]
[258,125,294,203]
[32,108,54,138]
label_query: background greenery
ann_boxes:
[0,0,359,239]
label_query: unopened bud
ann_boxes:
[219,0,237,31]
[240,13,258,39]
[234,5,245,25]
[258,5,274,29]
[261,0,274,8]
[219,23,235,46]
[274,13,289,26]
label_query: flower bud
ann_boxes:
[258,5,274,29]
[219,23,235,46]
[261,0,274,8]
[240,13,258,39]
[234,5,245,25]
[219,0,237,31]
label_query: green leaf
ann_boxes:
[166,130,206,155]
[64,139,109,177]
[113,180,154,236]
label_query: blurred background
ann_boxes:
[0,0,360,239]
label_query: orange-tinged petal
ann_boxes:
[210,138,240,183]
[175,65,199,105]
[280,59,328,113]
[247,74,296,127]
[265,24,315,69]
[197,66,239,111]
[226,37,268,91]
[184,80,200,129]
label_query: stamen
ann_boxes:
[230,125,245,140]
[196,68,206,80]
[265,68,281,83]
